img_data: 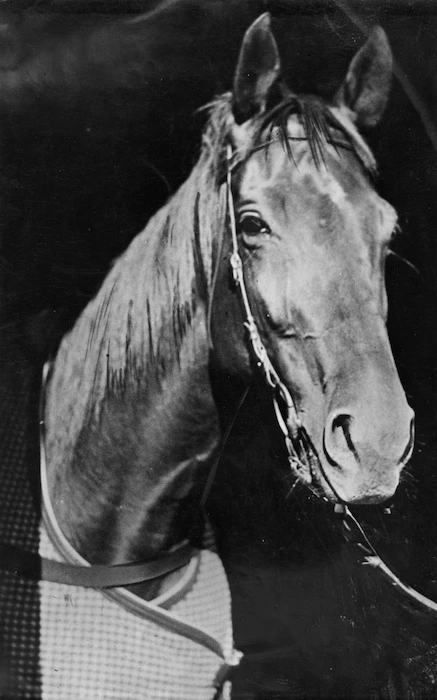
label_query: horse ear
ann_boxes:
[334,26,392,128]
[232,13,281,125]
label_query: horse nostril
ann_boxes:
[332,413,351,432]
[324,412,359,467]
[398,417,415,466]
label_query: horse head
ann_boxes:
[210,14,414,505]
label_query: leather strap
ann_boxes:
[0,539,194,588]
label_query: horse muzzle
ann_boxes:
[318,403,415,504]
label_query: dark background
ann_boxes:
[1,1,437,697]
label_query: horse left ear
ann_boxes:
[334,26,392,128]
[232,13,281,125]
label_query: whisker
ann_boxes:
[387,249,420,275]
[285,478,301,500]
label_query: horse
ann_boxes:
[0,12,415,699]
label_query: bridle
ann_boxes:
[226,143,306,469]
[223,137,437,617]
[224,139,343,496]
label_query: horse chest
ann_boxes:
[38,518,235,699]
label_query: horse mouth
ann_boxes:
[288,438,401,505]
[286,408,413,505]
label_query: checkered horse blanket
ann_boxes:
[0,326,239,699]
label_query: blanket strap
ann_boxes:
[0,539,194,588]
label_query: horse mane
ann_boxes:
[59,89,377,427]
[67,99,228,421]
[263,94,378,175]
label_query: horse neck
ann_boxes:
[44,173,222,565]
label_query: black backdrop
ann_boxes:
[1,1,437,697]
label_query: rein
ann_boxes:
[336,503,437,614]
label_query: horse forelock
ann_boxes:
[203,93,377,178]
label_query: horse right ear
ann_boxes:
[334,26,392,128]
[232,13,281,125]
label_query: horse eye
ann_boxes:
[238,213,271,237]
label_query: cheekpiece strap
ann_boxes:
[225,144,301,456]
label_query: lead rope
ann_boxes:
[335,502,437,615]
